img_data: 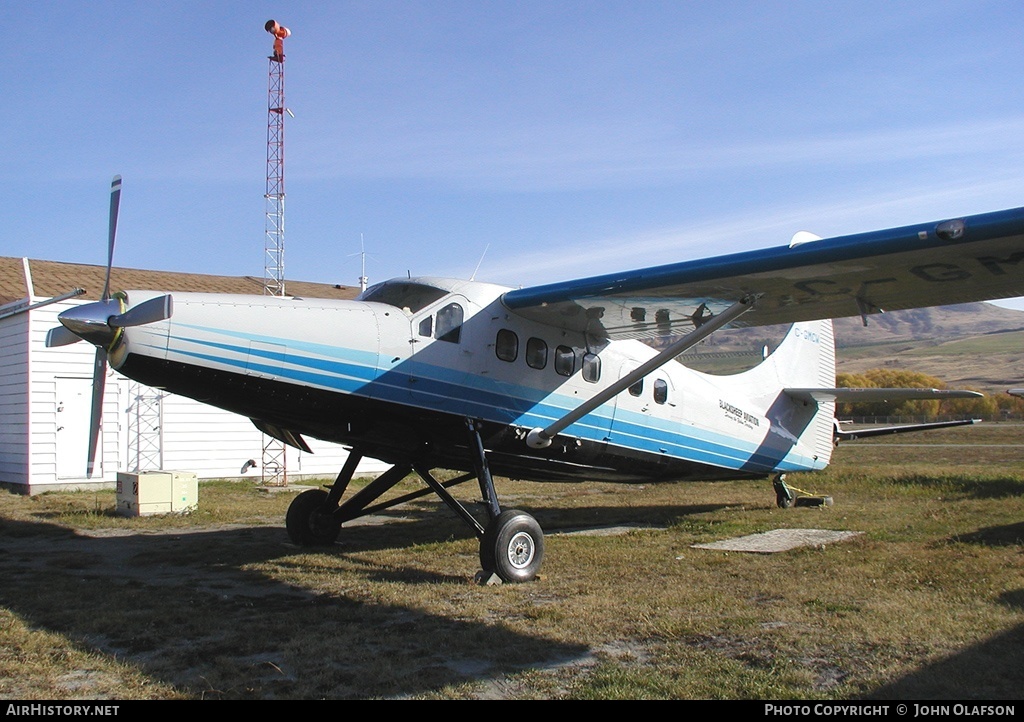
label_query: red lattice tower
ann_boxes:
[261,20,291,486]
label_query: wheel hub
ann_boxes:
[506,531,535,569]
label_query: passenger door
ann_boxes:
[406,295,471,407]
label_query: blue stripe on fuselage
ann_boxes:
[158,325,821,474]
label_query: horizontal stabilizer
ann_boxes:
[785,387,982,403]
[835,418,980,442]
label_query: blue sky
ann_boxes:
[6,1,1024,309]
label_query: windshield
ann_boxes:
[360,282,448,314]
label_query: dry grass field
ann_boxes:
[0,423,1021,700]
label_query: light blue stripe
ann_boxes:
[163,327,822,473]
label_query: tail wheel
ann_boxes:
[480,509,544,583]
[773,473,794,509]
[286,489,342,546]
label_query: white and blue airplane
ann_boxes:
[48,176,1024,582]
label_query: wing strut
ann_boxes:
[526,295,757,449]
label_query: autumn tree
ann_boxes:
[833,368,998,418]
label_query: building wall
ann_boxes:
[25,299,124,489]
[0,307,30,485]
[156,391,386,482]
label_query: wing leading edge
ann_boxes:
[501,206,1024,339]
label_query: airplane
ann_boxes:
[46,175,1024,583]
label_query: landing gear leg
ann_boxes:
[466,419,544,583]
[286,424,545,583]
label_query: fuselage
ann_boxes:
[106,277,833,483]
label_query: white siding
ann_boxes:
[26,299,114,489]
[0,307,30,485]
[158,392,387,481]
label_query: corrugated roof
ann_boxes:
[0,257,360,306]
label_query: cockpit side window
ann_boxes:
[435,303,464,343]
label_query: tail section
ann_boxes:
[731,319,837,469]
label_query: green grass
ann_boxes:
[0,424,1021,699]
[901,329,1024,356]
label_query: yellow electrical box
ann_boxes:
[116,471,198,517]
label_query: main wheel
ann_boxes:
[286,489,342,546]
[480,509,544,583]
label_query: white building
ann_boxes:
[0,257,386,494]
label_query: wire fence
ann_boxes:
[844,413,1024,424]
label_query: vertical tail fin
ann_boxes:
[733,319,837,467]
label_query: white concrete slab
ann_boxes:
[691,528,863,553]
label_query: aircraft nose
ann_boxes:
[57,299,123,348]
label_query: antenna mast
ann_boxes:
[261,19,291,486]
[359,234,368,292]
[264,19,290,298]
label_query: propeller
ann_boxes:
[103,176,120,301]
[110,294,174,328]
[45,324,82,348]
[43,175,174,478]
[86,174,123,478]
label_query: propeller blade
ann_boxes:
[109,294,173,328]
[45,325,83,348]
[87,348,107,478]
[103,175,121,301]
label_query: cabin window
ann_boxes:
[526,337,547,369]
[554,345,575,377]
[653,378,669,405]
[418,316,433,337]
[582,353,601,383]
[495,329,518,362]
[435,303,464,343]
[628,379,643,397]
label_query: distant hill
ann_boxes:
[680,302,1024,394]
[833,302,1024,346]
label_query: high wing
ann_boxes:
[501,206,1024,339]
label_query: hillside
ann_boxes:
[680,302,1024,394]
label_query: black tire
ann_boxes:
[286,489,341,546]
[776,494,794,509]
[480,509,544,583]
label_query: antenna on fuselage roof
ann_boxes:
[357,234,368,292]
[470,244,490,281]
[347,234,373,292]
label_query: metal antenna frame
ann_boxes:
[262,22,289,485]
